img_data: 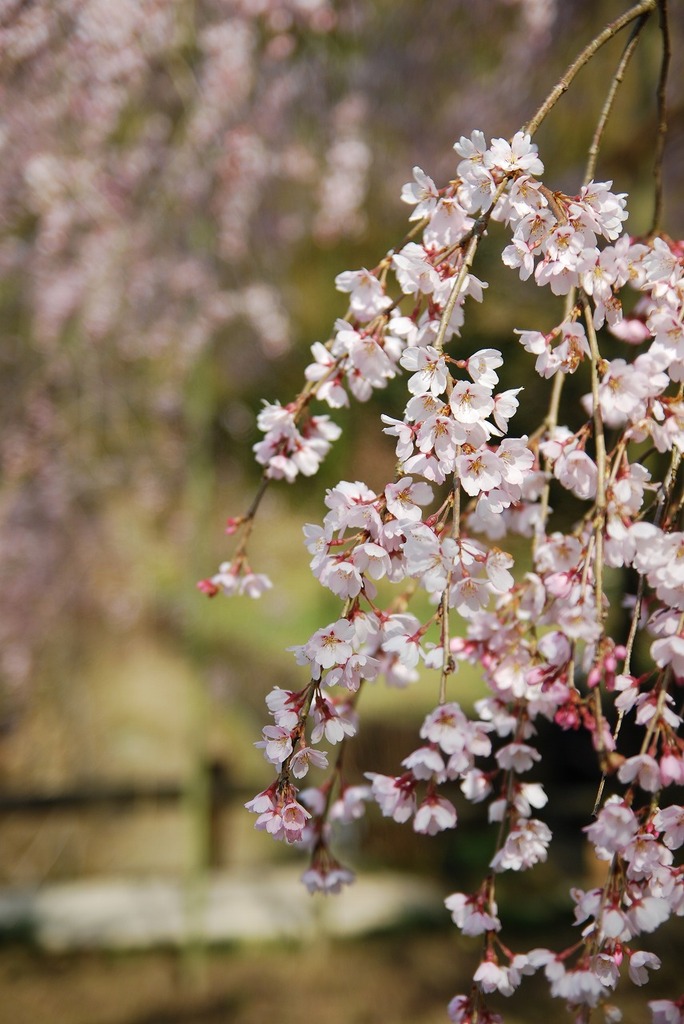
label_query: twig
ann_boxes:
[584,13,650,184]
[582,296,607,623]
[650,0,671,234]
[524,0,657,137]
[439,484,460,705]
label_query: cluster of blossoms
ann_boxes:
[205,10,683,1019]
[252,401,342,482]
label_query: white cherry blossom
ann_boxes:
[228,111,684,1021]
[335,267,392,322]
[392,241,441,295]
[385,476,434,521]
[400,165,440,220]
[365,772,416,823]
[413,794,457,834]
[450,379,495,423]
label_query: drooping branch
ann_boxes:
[650,0,671,235]
[523,0,657,137]
[584,11,651,184]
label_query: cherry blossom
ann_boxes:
[299,618,356,671]
[490,818,552,872]
[301,841,356,893]
[445,890,501,935]
[585,798,640,859]
[400,166,440,221]
[256,725,294,766]
[450,379,496,424]
[618,753,662,792]
[495,741,541,773]
[648,999,684,1024]
[653,805,684,850]
[334,268,393,321]
[290,746,329,779]
[212,17,684,1017]
[365,772,416,823]
[384,477,434,521]
[413,794,458,835]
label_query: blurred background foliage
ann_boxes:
[0,0,683,890]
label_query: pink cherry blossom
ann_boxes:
[334,268,392,321]
[302,618,356,670]
[217,69,684,1019]
[467,348,503,387]
[420,702,471,754]
[629,950,662,986]
[652,634,684,677]
[392,242,442,295]
[474,958,517,997]
[385,476,434,521]
[328,785,372,824]
[402,745,446,781]
[495,741,541,773]
[319,558,364,598]
[256,725,294,766]
[310,694,358,744]
[450,380,495,423]
[382,613,425,668]
[653,805,684,849]
[486,131,544,176]
[365,772,417,823]
[490,818,552,872]
[413,794,458,835]
[445,891,501,935]
[280,800,313,843]
[301,860,355,894]
[290,746,329,779]
[457,447,504,496]
[648,999,684,1024]
[400,166,440,220]
[618,753,662,792]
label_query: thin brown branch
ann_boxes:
[524,0,657,137]
[650,0,671,234]
[582,296,607,623]
[584,13,650,184]
[439,484,460,705]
